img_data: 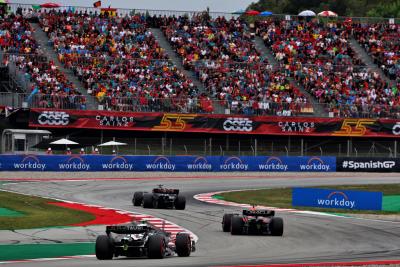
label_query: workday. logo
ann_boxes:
[59,156,90,170]
[316,191,355,209]
[102,156,134,170]
[187,157,212,171]
[14,155,46,170]
[258,157,288,171]
[292,188,382,211]
[145,157,176,171]
[300,157,330,171]
[219,157,248,171]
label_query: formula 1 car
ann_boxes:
[95,221,194,260]
[222,209,283,236]
[132,185,186,210]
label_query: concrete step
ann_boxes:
[349,37,394,87]
[30,23,97,109]
[254,36,327,117]
[253,36,279,68]
[149,28,207,94]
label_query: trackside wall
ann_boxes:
[0,155,398,172]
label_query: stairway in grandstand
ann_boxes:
[349,37,395,86]
[254,36,327,117]
[29,23,97,110]
[147,28,226,112]
[254,36,277,67]
[149,28,206,94]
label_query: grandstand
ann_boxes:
[0,3,399,158]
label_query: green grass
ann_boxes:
[0,191,95,230]
[218,184,400,214]
[0,243,95,261]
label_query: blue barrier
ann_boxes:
[0,155,336,172]
[292,188,382,210]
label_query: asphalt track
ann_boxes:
[1,172,400,267]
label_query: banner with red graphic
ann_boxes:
[29,109,400,138]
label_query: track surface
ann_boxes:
[1,173,400,267]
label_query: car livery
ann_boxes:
[132,185,186,210]
[222,209,284,236]
[95,221,194,260]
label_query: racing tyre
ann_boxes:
[147,234,165,259]
[270,217,284,236]
[175,195,186,210]
[133,192,143,206]
[143,193,154,208]
[222,214,233,232]
[175,233,191,257]
[230,215,244,235]
[95,235,113,260]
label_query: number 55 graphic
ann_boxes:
[332,119,375,136]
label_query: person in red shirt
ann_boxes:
[79,148,85,155]
[46,147,53,155]
[65,147,72,155]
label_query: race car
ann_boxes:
[95,221,195,260]
[222,208,283,236]
[132,185,186,210]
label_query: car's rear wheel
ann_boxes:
[147,234,165,259]
[95,235,113,260]
[222,214,233,232]
[270,217,284,236]
[175,233,191,257]
[230,215,244,235]
[133,191,143,206]
[143,193,154,208]
[175,195,186,210]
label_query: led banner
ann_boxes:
[0,155,335,172]
[337,157,400,172]
[292,188,383,210]
[28,109,400,137]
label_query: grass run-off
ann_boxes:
[0,190,95,230]
[218,184,400,214]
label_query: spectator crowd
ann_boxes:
[0,13,86,109]
[256,18,399,118]
[0,8,398,118]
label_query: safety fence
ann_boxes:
[3,92,400,119]
[0,155,398,172]
[6,3,400,23]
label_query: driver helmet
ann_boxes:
[137,219,148,227]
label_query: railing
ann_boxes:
[19,136,397,158]
[2,92,400,119]
[7,3,400,23]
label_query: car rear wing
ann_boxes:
[106,225,149,234]
[242,209,275,217]
[153,188,179,194]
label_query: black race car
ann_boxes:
[132,185,186,210]
[95,221,195,260]
[222,209,283,236]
